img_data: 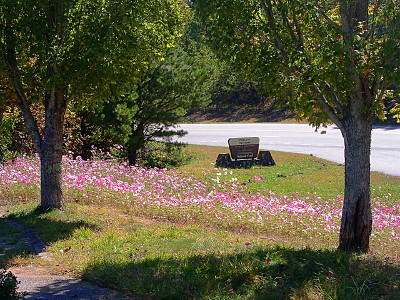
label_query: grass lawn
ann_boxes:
[0,145,399,299]
[181,145,399,203]
[0,218,32,267]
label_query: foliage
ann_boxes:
[0,269,23,300]
[0,104,83,162]
[85,141,192,169]
[183,9,291,118]
[389,91,400,123]
[1,0,189,99]
[208,66,270,108]
[74,39,215,165]
[0,0,190,208]
[194,0,400,126]
[0,75,25,161]
[137,141,192,169]
[193,0,400,252]
[0,0,190,123]
[0,107,22,162]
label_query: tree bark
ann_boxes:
[37,0,70,209]
[39,88,67,209]
[0,106,4,125]
[2,2,69,209]
[78,111,93,160]
[338,117,373,252]
[128,125,146,166]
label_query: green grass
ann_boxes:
[0,145,399,299]
[4,203,399,299]
[0,219,32,268]
[183,145,399,202]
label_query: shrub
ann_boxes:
[138,141,191,169]
[0,268,24,299]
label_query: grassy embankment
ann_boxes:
[0,145,399,299]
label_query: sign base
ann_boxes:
[215,151,275,168]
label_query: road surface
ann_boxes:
[175,123,400,177]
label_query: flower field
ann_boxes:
[1,155,399,254]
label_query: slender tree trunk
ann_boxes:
[338,117,373,252]
[128,148,139,166]
[0,107,4,124]
[39,88,67,209]
[78,111,93,160]
[128,126,146,166]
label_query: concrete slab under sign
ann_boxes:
[216,151,275,168]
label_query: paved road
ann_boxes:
[175,123,400,176]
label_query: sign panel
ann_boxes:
[228,137,259,160]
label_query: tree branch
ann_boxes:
[276,0,299,46]
[315,3,341,31]
[259,0,290,63]
[1,35,42,152]
[322,81,347,115]
[311,83,344,128]
[366,0,383,41]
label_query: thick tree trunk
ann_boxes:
[338,118,373,252]
[39,89,67,209]
[2,2,69,210]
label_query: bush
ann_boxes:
[0,268,24,300]
[0,107,24,163]
[138,141,191,169]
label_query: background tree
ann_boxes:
[194,0,400,252]
[183,3,294,123]
[75,39,216,166]
[0,0,188,209]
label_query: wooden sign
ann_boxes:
[228,137,259,160]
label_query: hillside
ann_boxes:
[186,105,297,123]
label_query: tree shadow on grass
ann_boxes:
[1,206,97,266]
[82,247,400,300]
[0,218,32,268]
[8,206,98,245]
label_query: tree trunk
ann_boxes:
[78,111,93,160]
[2,1,69,210]
[128,148,139,166]
[338,117,373,252]
[39,89,67,209]
[128,126,146,166]
[0,107,4,125]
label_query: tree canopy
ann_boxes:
[76,41,216,165]
[0,0,189,208]
[194,0,399,125]
[194,0,399,252]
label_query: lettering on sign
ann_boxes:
[228,137,259,160]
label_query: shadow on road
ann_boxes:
[372,125,400,131]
